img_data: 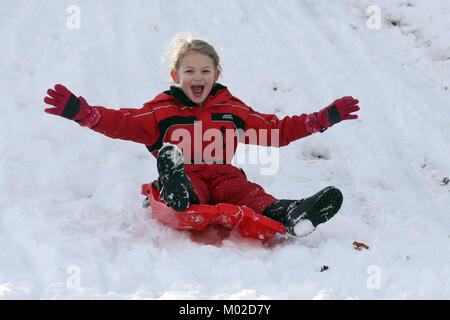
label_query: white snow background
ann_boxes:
[0,0,449,299]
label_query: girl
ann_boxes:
[44,37,359,237]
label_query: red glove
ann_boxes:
[44,84,100,127]
[305,96,360,133]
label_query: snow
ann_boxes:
[293,219,315,238]
[1,0,449,299]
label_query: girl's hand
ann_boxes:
[44,84,100,127]
[305,96,360,133]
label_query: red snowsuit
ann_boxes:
[90,83,311,214]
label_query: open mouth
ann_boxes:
[191,85,204,97]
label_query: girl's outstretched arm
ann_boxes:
[43,84,158,145]
[243,96,359,147]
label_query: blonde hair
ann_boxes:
[165,34,222,72]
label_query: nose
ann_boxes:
[192,71,203,81]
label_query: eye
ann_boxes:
[202,70,211,74]
[185,70,193,74]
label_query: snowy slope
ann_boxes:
[0,0,449,299]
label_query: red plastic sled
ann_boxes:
[141,183,286,241]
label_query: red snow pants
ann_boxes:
[185,164,277,215]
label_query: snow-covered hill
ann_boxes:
[0,0,449,299]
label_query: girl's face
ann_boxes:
[171,52,220,105]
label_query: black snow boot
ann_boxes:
[156,144,197,212]
[262,186,343,237]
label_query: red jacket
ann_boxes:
[91,83,311,163]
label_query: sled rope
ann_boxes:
[232,206,245,229]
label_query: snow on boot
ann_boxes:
[156,143,197,212]
[262,186,343,237]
